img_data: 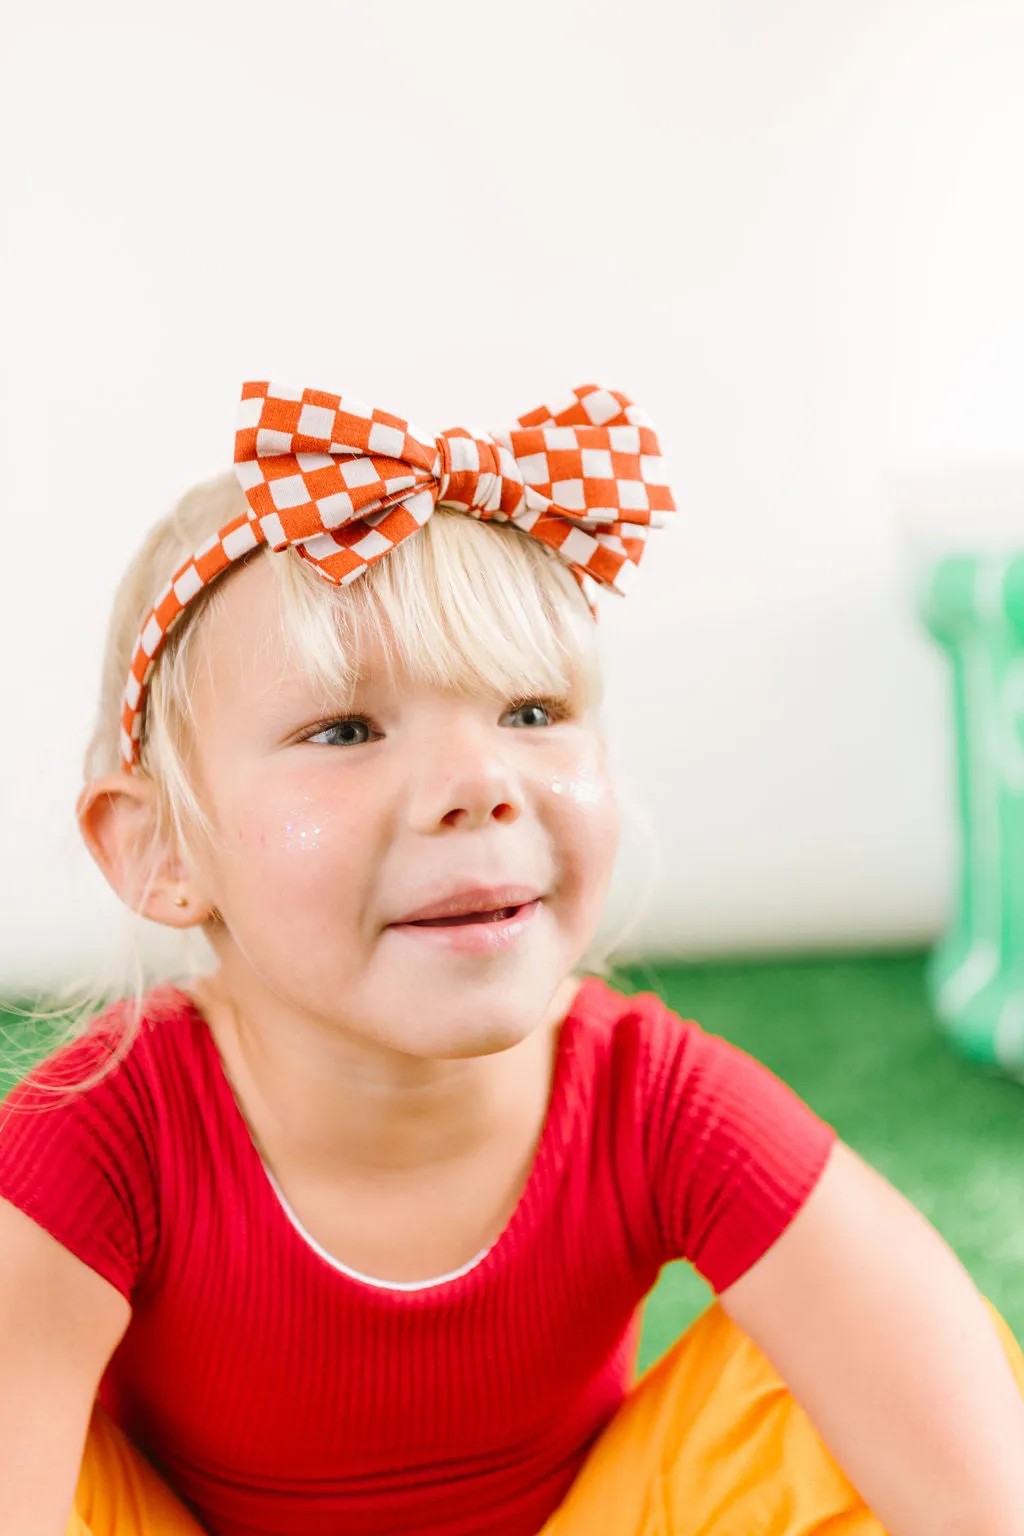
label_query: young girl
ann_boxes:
[2,379,1024,1536]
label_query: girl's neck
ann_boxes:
[181,972,582,1185]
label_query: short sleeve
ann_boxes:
[0,1021,159,1301]
[636,996,838,1294]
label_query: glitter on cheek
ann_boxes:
[274,797,331,853]
[569,770,605,807]
[547,763,607,808]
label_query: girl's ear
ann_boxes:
[75,773,217,929]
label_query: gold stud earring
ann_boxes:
[173,894,189,908]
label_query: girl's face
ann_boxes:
[186,556,620,1059]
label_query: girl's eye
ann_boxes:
[505,696,573,728]
[300,697,573,747]
[303,718,375,747]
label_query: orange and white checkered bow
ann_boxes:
[120,381,676,774]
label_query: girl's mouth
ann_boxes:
[390,899,541,953]
[406,905,521,927]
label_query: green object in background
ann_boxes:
[920,554,1024,1080]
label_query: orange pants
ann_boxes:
[67,1297,1024,1536]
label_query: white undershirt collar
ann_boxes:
[261,1161,492,1292]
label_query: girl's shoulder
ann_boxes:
[572,973,834,1159]
[0,982,205,1301]
[567,973,708,1075]
[1,981,208,1114]
[576,976,838,1291]
[560,973,736,1140]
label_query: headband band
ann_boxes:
[119,380,676,775]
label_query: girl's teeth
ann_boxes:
[416,906,518,927]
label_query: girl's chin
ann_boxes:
[362,989,552,1061]
[386,1016,540,1062]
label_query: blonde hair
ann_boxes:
[5,472,660,1095]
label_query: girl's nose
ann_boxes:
[406,723,525,832]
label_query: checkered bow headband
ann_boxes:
[120,380,677,775]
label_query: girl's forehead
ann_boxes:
[197,558,408,708]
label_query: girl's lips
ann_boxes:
[387,899,542,954]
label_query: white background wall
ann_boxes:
[3,0,1024,990]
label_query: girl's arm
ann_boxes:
[719,1138,1024,1536]
[0,1194,130,1536]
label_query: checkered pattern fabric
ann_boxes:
[120,381,676,774]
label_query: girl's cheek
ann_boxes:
[544,758,620,877]
[232,793,347,873]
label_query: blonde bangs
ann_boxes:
[263,506,603,722]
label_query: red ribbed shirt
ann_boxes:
[0,976,836,1536]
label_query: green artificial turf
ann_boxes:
[3,950,1022,1376]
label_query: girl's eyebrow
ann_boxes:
[247,679,365,725]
